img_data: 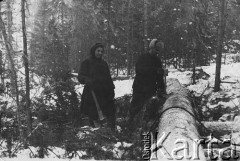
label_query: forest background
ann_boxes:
[0,0,240,160]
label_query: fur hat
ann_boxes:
[90,43,104,57]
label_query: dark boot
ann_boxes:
[89,118,95,128]
[126,113,135,131]
[107,115,116,130]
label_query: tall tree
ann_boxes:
[21,0,32,137]
[0,50,3,84]
[30,0,70,80]
[69,0,83,72]
[143,0,148,53]
[29,0,49,69]
[6,0,15,93]
[0,2,22,142]
[214,0,227,92]
[106,0,111,64]
[127,0,132,76]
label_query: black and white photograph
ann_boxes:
[0,0,240,160]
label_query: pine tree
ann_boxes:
[30,0,70,80]
[21,0,32,137]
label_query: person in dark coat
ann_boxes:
[128,39,166,124]
[78,43,115,129]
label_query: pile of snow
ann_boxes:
[101,141,133,159]
[114,79,133,98]
[1,146,89,161]
[168,70,192,85]
[201,63,240,111]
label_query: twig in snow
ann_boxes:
[46,147,61,159]
[28,146,36,158]
[11,123,43,157]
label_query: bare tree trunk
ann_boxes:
[70,0,82,72]
[192,49,196,84]
[214,0,226,92]
[7,0,13,45]
[6,0,16,94]
[61,0,64,59]
[131,15,134,76]
[21,0,32,137]
[0,5,22,141]
[106,0,111,64]
[127,0,132,76]
[116,61,119,76]
[0,50,4,84]
[143,0,148,53]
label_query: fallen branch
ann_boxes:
[221,81,237,84]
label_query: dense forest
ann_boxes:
[0,0,240,160]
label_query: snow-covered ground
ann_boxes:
[169,63,240,116]
[1,158,85,161]
[1,62,240,160]
[75,78,134,99]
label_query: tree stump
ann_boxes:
[151,78,206,161]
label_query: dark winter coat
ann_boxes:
[78,56,115,120]
[132,53,165,95]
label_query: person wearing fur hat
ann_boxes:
[127,39,166,127]
[78,43,115,129]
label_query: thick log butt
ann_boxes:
[151,78,207,161]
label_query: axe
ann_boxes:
[91,90,105,121]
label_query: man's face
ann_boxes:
[155,42,162,52]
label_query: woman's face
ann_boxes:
[95,47,104,59]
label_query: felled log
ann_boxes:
[151,78,206,161]
[221,81,237,84]
[202,121,240,135]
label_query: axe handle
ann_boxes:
[164,68,168,89]
[91,90,105,121]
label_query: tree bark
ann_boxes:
[214,0,226,92]
[0,50,3,84]
[143,0,148,53]
[127,0,132,76]
[106,0,111,64]
[70,0,82,72]
[151,78,206,161]
[6,0,15,94]
[0,4,22,141]
[21,0,32,136]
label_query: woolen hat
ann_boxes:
[90,43,104,57]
